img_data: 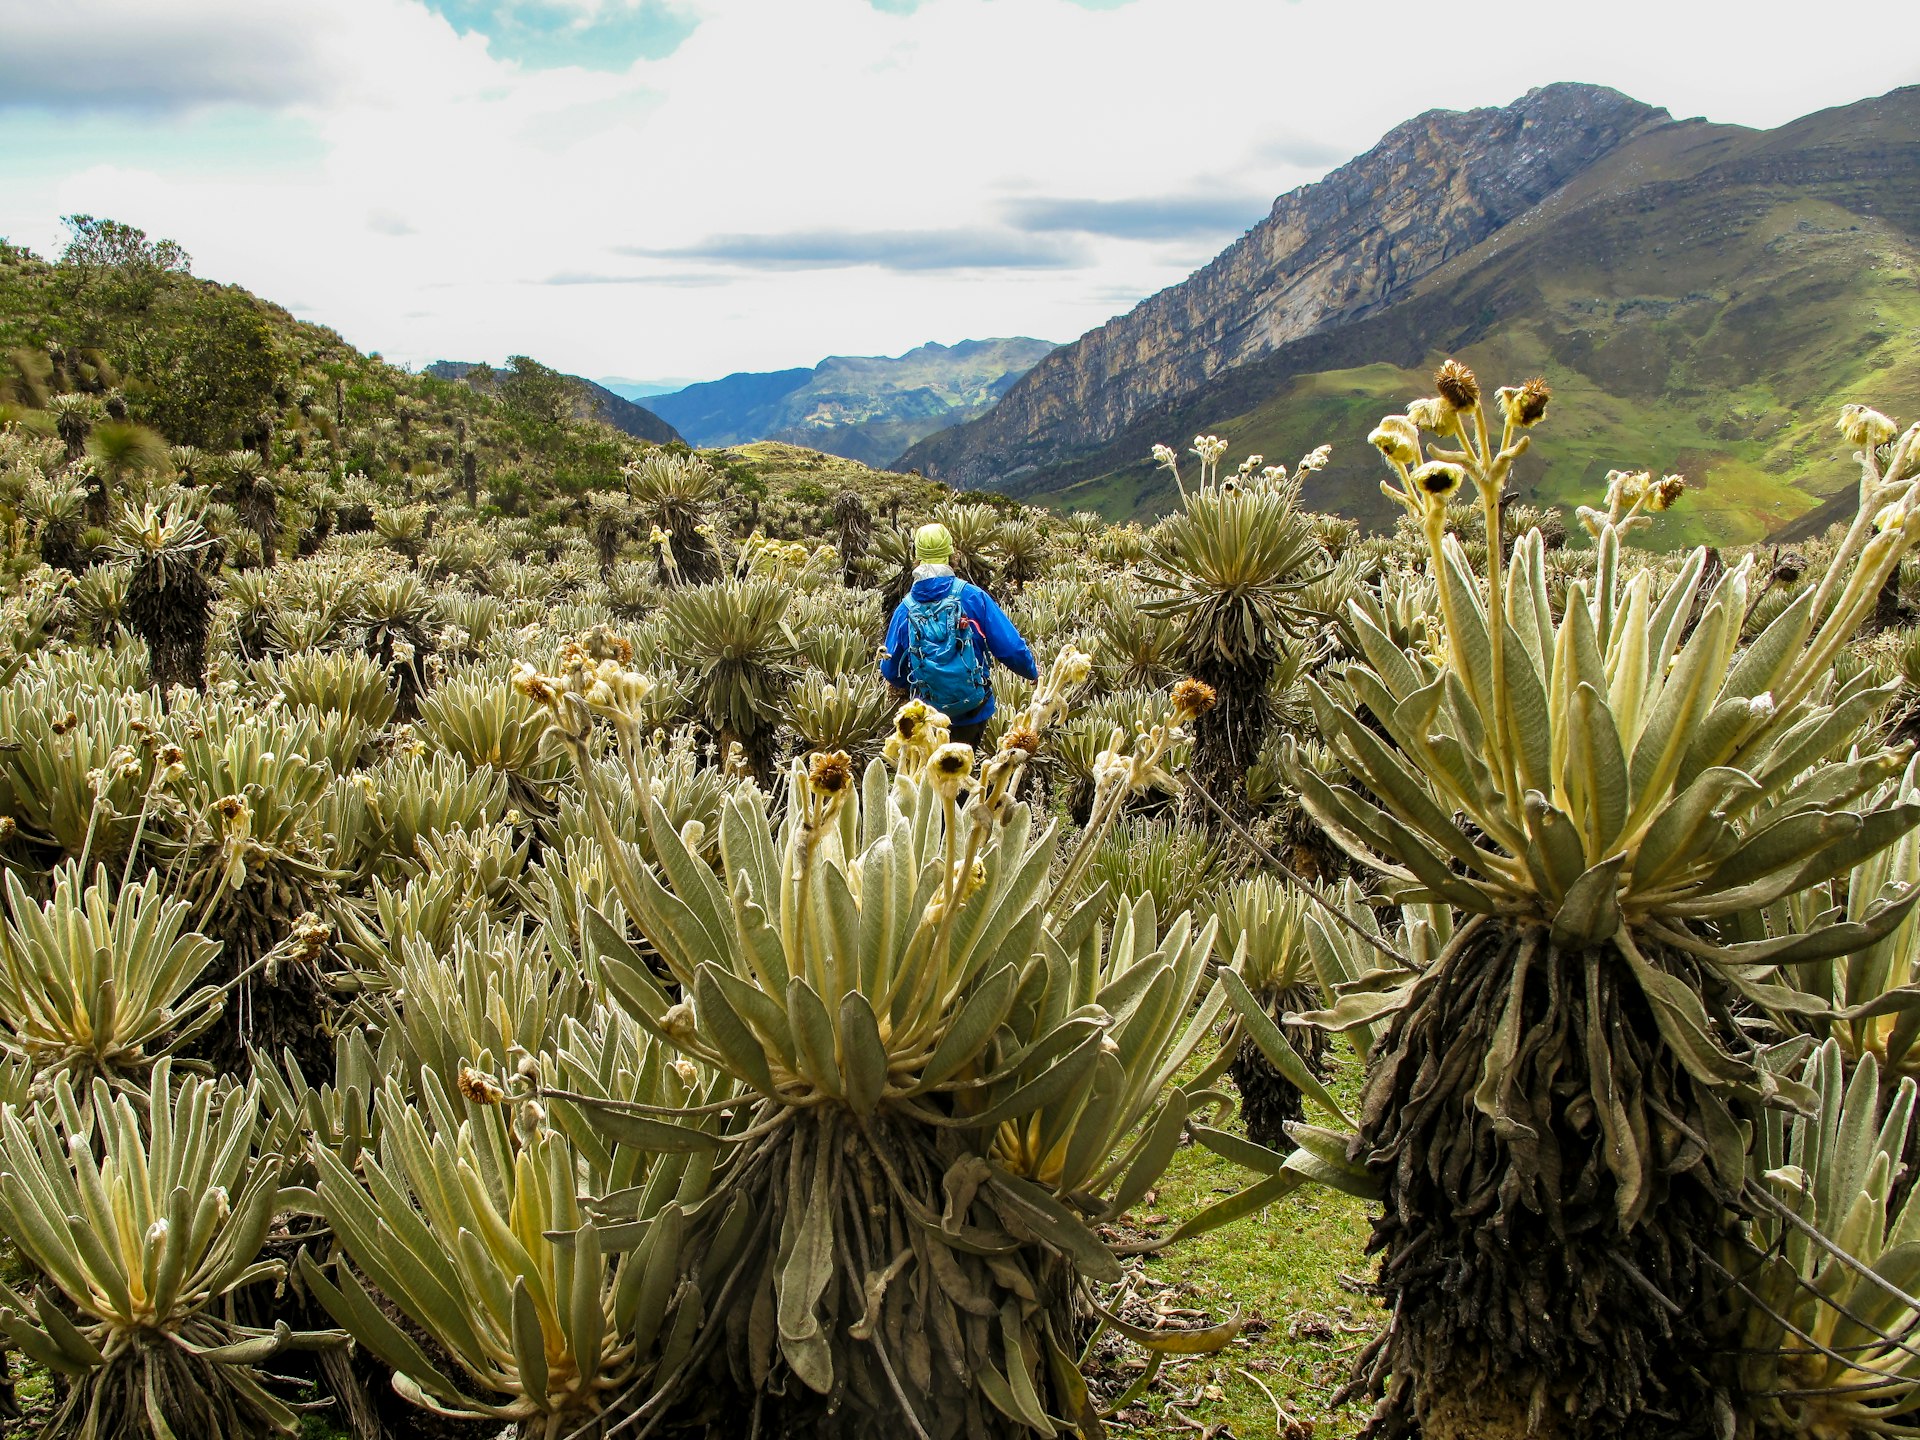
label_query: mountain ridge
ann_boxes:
[641,337,1056,467]
[982,85,1920,545]
[902,82,1670,487]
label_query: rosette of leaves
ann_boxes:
[302,1052,716,1440]
[932,500,1004,585]
[1074,814,1229,926]
[1731,1041,1920,1438]
[539,682,1248,1438]
[26,473,94,572]
[1090,583,1181,693]
[358,572,438,719]
[416,668,564,816]
[340,751,510,886]
[107,494,222,692]
[0,863,224,1088]
[625,450,721,584]
[798,622,876,677]
[1281,376,1920,1438]
[784,669,897,763]
[0,679,166,871]
[988,517,1050,590]
[1137,466,1326,815]
[254,649,397,733]
[657,578,798,779]
[165,704,343,1076]
[0,1060,342,1439]
[1208,874,1325,1150]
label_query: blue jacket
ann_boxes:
[881,574,1037,725]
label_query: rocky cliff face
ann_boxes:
[901,83,1670,487]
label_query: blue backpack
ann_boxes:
[904,590,990,717]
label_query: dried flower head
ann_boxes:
[1171,678,1218,721]
[1434,359,1481,411]
[808,749,855,795]
[1647,474,1687,511]
[290,914,330,961]
[1840,404,1899,448]
[510,662,558,708]
[1497,377,1552,428]
[1406,397,1450,432]
[1000,726,1041,755]
[457,1066,507,1105]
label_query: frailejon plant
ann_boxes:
[1139,440,1330,816]
[302,1055,714,1440]
[0,863,223,1088]
[0,1059,341,1438]
[1280,369,1920,1438]
[1210,873,1321,1151]
[513,645,1256,1438]
[1731,1040,1920,1438]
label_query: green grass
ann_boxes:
[1108,1048,1377,1439]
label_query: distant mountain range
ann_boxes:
[599,377,702,401]
[424,361,683,445]
[902,82,1920,546]
[635,339,1057,469]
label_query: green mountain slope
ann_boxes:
[0,232,681,520]
[644,338,1056,467]
[425,360,682,445]
[965,87,1920,546]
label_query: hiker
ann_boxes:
[880,522,1037,748]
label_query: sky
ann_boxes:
[2,0,1917,388]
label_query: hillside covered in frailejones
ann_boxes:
[641,337,1057,468]
[423,359,682,446]
[905,83,1920,546]
[0,221,1006,562]
[0,224,692,528]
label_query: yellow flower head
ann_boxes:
[1840,404,1899,448]
[1411,461,1467,501]
[1647,474,1687,512]
[1171,677,1218,721]
[1368,416,1421,467]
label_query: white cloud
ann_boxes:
[1,0,1916,382]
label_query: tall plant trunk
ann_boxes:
[129,565,213,693]
[1185,655,1271,825]
[664,1106,1083,1440]
[1228,982,1325,1151]
[1349,921,1738,1439]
